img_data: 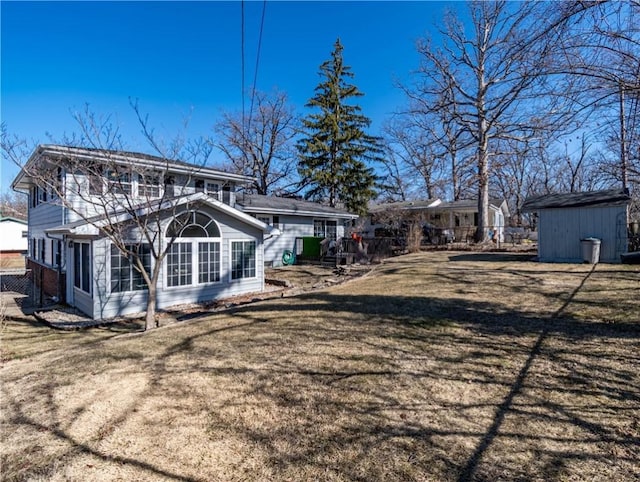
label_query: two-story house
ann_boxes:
[12,145,275,320]
[12,144,359,321]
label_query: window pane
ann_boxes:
[199,242,220,283]
[74,243,81,288]
[81,244,91,293]
[232,241,256,280]
[167,243,192,286]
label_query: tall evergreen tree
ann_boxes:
[297,38,381,216]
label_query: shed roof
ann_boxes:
[521,188,630,212]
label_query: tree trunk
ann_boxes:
[145,284,157,330]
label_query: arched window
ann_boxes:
[165,211,221,287]
[166,211,220,238]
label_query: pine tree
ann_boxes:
[297,38,381,216]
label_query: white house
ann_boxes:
[0,216,28,259]
[11,145,275,319]
[363,198,510,243]
[12,144,360,319]
[521,188,630,263]
[237,194,358,266]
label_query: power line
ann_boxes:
[247,0,267,134]
[241,0,246,130]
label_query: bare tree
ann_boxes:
[381,116,451,202]
[404,1,598,241]
[0,190,28,218]
[2,108,225,331]
[214,89,299,195]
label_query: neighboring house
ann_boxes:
[236,194,359,266]
[363,198,510,243]
[522,188,630,263]
[11,145,273,319]
[362,199,440,238]
[426,199,510,242]
[0,216,28,259]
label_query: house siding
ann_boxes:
[0,219,28,252]
[258,214,347,267]
[88,204,264,320]
[538,205,628,263]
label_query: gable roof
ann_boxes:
[521,188,631,212]
[12,144,255,191]
[237,194,358,219]
[45,193,271,236]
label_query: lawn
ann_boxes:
[1,251,639,481]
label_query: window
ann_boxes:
[138,172,160,198]
[198,242,220,283]
[105,168,132,195]
[313,220,337,240]
[73,242,91,293]
[111,244,151,293]
[231,241,256,280]
[31,238,36,259]
[167,242,192,287]
[195,179,205,192]
[206,182,220,200]
[38,239,45,262]
[51,239,62,267]
[22,231,28,238]
[257,215,272,225]
[164,175,175,197]
[166,211,221,287]
[166,211,220,238]
[37,186,47,204]
[222,184,232,204]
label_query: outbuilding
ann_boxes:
[521,188,630,263]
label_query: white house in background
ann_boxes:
[363,198,510,243]
[521,188,630,263]
[426,198,510,242]
[0,216,28,259]
[11,145,274,320]
[236,194,359,266]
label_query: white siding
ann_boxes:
[538,205,628,263]
[83,204,264,320]
[0,220,28,252]
[258,214,347,267]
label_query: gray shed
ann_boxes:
[521,189,630,263]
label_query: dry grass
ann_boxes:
[1,252,638,481]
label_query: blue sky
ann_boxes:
[1,1,464,192]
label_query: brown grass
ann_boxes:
[1,252,639,481]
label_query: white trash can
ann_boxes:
[581,238,601,264]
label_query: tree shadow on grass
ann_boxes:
[2,263,639,481]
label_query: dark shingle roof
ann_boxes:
[521,188,631,212]
[238,194,357,218]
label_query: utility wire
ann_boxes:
[241,0,246,130]
[247,0,267,135]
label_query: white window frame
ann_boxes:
[73,241,92,294]
[313,219,338,240]
[229,239,257,281]
[206,182,220,200]
[110,243,152,293]
[165,212,222,289]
